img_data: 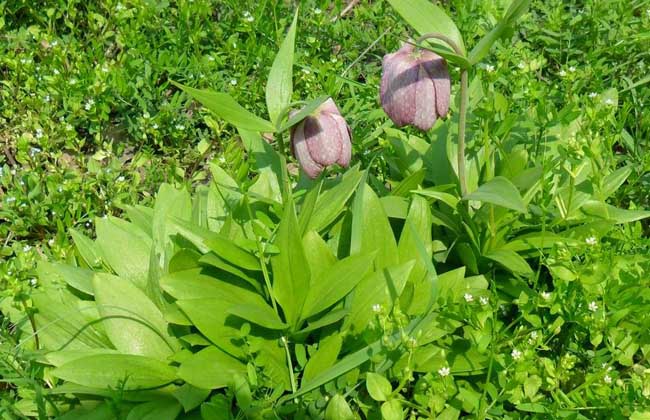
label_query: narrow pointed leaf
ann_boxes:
[171,81,274,132]
[464,176,526,213]
[266,9,299,125]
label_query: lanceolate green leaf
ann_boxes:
[386,0,466,54]
[278,95,329,132]
[302,334,343,385]
[52,354,177,390]
[271,198,310,328]
[178,346,247,389]
[171,81,275,132]
[301,253,375,319]
[483,249,533,276]
[228,303,287,330]
[464,176,527,213]
[266,9,299,125]
[93,273,178,360]
[307,165,363,232]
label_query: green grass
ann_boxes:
[2,0,650,417]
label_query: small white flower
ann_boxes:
[517,62,526,69]
[585,236,597,246]
[485,64,495,73]
[464,293,474,303]
[207,56,215,62]
[44,95,50,102]
[372,304,382,313]
[30,147,41,156]
[480,296,489,306]
[511,348,522,360]
[541,291,551,301]
[589,92,598,98]
[588,301,598,312]
[175,124,185,130]
[604,374,612,384]
[29,278,38,287]
[23,245,32,252]
[48,239,55,246]
[84,98,95,111]
[152,123,159,129]
[65,123,74,131]
[531,331,538,340]
[230,79,237,85]
[116,3,125,11]
[35,128,43,139]
[569,66,576,72]
[246,15,254,22]
[438,366,450,377]
[85,222,91,227]
[604,98,615,106]
[143,112,150,119]
[69,78,77,85]
[302,68,311,75]
[558,69,567,77]
[117,176,125,182]
[51,211,56,215]
[51,40,58,47]
[57,186,63,192]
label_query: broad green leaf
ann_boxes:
[171,81,275,132]
[302,334,343,385]
[325,394,355,420]
[386,0,465,54]
[126,399,181,420]
[601,165,633,200]
[178,346,246,389]
[152,184,193,269]
[271,198,310,328]
[398,196,433,315]
[93,273,177,359]
[302,230,337,282]
[31,290,110,350]
[160,268,264,302]
[464,176,526,213]
[37,261,94,296]
[301,253,374,319]
[366,372,392,401]
[56,402,117,420]
[296,308,348,335]
[69,228,103,268]
[391,169,425,197]
[468,0,531,65]
[502,232,577,253]
[266,9,298,125]
[200,395,233,420]
[307,166,363,232]
[381,400,404,420]
[228,303,287,330]
[176,298,247,358]
[52,354,177,390]
[346,261,415,335]
[278,95,329,132]
[172,384,211,412]
[199,253,261,292]
[45,349,120,367]
[95,216,152,290]
[483,249,533,276]
[169,217,260,271]
[351,183,398,270]
[123,204,154,237]
[581,201,650,223]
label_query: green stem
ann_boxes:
[415,33,469,196]
[281,336,298,395]
[458,69,469,196]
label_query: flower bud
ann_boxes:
[380,42,450,131]
[290,98,351,178]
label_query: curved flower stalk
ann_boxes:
[289,98,352,179]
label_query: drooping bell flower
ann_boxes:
[290,98,351,179]
[380,42,451,131]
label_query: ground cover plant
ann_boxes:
[2,0,650,418]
